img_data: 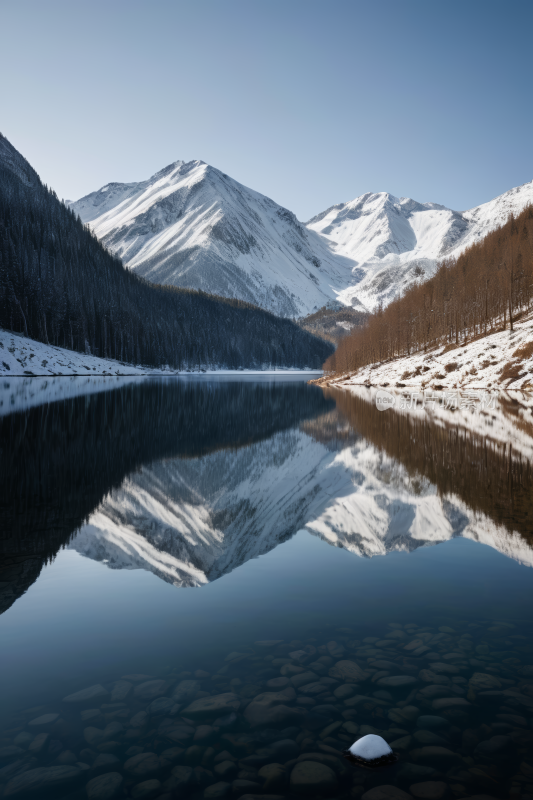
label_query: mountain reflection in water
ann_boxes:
[1,379,533,616]
[0,378,333,613]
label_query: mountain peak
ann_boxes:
[70,154,533,316]
[69,158,355,317]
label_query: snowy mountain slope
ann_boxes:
[70,161,355,318]
[462,180,533,241]
[307,180,533,310]
[71,157,533,316]
[70,405,533,588]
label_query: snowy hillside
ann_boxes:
[307,180,533,311]
[0,329,155,379]
[319,307,533,392]
[70,161,355,318]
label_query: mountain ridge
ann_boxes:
[308,181,533,310]
[70,159,355,318]
[71,160,533,315]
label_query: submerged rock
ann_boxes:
[409,781,449,799]
[266,677,290,690]
[130,711,148,728]
[148,696,174,716]
[172,679,201,704]
[133,679,169,701]
[92,754,121,776]
[86,772,124,800]
[4,766,82,797]
[329,660,366,683]
[28,733,49,754]
[469,673,502,692]
[110,680,132,702]
[243,690,304,728]
[81,709,102,722]
[290,672,318,689]
[214,760,238,779]
[183,693,240,719]
[204,781,231,798]
[377,676,417,688]
[431,697,471,710]
[63,684,109,704]
[474,735,511,756]
[28,713,59,728]
[416,715,450,730]
[124,753,160,778]
[290,761,338,795]
[164,765,194,791]
[12,733,33,749]
[84,727,105,748]
[131,779,162,799]
[258,763,287,791]
[213,712,237,729]
[362,787,412,800]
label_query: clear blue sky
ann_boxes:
[2,0,532,220]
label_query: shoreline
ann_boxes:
[0,329,323,378]
[313,307,533,392]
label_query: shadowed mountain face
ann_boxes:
[3,379,533,615]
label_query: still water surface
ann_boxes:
[1,377,533,800]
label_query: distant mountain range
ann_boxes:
[71,163,533,316]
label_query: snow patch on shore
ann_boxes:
[0,329,322,384]
[0,329,156,378]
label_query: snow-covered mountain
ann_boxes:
[69,161,355,318]
[307,180,533,310]
[70,161,533,315]
[70,403,533,588]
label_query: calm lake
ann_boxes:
[1,376,533,800]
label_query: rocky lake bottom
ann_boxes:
[2,622,533,800]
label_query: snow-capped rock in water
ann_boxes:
[71,158,533,316]
[69,161,355,318]
[307,180,533,311]
[348,733,392,762]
